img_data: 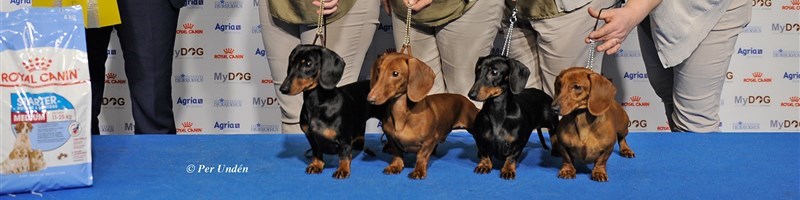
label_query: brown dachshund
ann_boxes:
[367,52,479,179]
[552,67,635,182]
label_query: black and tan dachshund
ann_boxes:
[467,55,559,180]
[279,44,382,179]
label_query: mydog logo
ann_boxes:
[176,97,204,106]
[743,25,762,33]
[214,121,241,131]
[251,123,280,133]
[780,96,800,107]
[177,23,204,35]
[737,47,763,56]
[214,48,244,59]
[253,0,259,7]
[656,121,671,131]
[261,79,274,85]
[105,73,127,84]
[378,23,392,32]
[177,122,203,133]
[627,119,647,130]
[174,47,204,59]
[252,24,262,33]
[2,56,81,86]
[8,0,31,5]
[215,23,242,32]
[621,96,651,107]
[252,97,278,107]
[613,49,642,57]
[783,71,800,81]
[752,0,773,8]
[772,23,800,33]
[213,72,251,83]
[100,125,114,133]
[107,49,118,56]
[102,97,126,109]
[782,0,800,10]
[732,121,760,130]
[773,49,800,57]
[255,48,267,58]
[743,72,773,83]
[185,0,204,7]
[174,74,204,83]
[770,119,800,130]
[734,95,771,106]
[214,0,242,8]
[213,98,243,107]
[623,71,648,81]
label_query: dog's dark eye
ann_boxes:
[392,71,399,77]
[304,61,312,66]
[490,70,498,76]
[573,84,582,91]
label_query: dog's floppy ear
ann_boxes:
[407,57,434,102]
[588,73,615,116]
[370,54,385,88]
[508,58,530,94]
[318,48,345,89]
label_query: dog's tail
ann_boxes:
[536,128,550,150]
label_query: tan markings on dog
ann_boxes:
[301,124,309,133]
[477,86,503,101]
[322,128,337,140]
[289,77,317,95]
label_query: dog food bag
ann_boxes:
[0,6,93,194]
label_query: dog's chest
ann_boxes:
[561,116,615,162]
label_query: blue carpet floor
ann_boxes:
[3,133,798,199]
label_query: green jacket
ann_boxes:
[269,0,356,25]
[390,0,477,27]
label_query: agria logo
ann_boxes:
[8,0,31,5]
[783,71,800,81]
[623,71,648,81]
[214,121,241,131]
[215,23,242,32]
[176,97,204,107]
[737,47,763,56]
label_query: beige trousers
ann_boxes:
[258,0,379,133]
[390,0,504,104]
[506,0,614,96]
[640,1,751,132]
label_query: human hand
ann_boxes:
[312,0,339,15]
[585,7,639,55]
[404,0,432,12]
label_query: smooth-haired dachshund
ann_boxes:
[467,55,559,180]
[280,44,382,179]
[552,67,635,182]
[367,52,479,180]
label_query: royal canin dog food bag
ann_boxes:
[0,6,93,194]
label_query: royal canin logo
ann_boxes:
[621,96,651,107]
[1,56,81,86]
[177,121,203,133]
[783,0,800,10]
[214,48,244,59]
[177,23,204,35]
[743,72,773,83]
[780,96,800,107]
[261,79,274,85]
[105,73,127,84]
[656,121,671,131]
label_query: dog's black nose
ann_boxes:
[467,90,478,100]
[551,103,561,113]
[279,83,291,94]
[367,96,377,105]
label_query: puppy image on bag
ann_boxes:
[467,55,559,180]
[280,44,384,179]
[368,52,479,180]
[1,122,46,174]
[551,67,635,182]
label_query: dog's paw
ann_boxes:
[473,165,492,174]
[305,164,323,174]
[591,171,608,182]
[621,149,636,158]
[332,169,350,179]
[408,170,427,180]
[383,165,402,175]
[500,169,516,180]
[558,169,576,179]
